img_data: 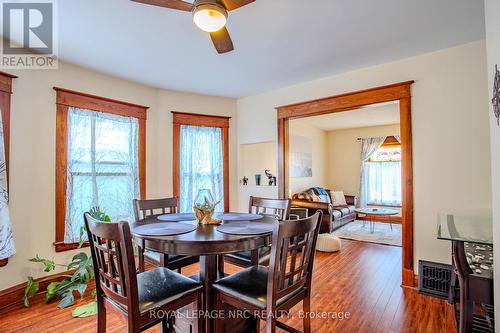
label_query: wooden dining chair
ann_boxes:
[134,198,199,272]
[213,211,323,333]
[84,213,203,333]
[221,197,291,269]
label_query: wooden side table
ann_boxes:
[290,206,309,220]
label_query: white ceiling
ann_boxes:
[292,102,400,131]
[44,0,485,97]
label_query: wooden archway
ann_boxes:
[276,81,415,287]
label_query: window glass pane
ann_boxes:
[179,125,223,213]
[64,107,139,243]
[370,146,401,162]
[366,161,402,206]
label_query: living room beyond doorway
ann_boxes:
[287,102,403,247]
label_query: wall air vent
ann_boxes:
[418,260,452,299]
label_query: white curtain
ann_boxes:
[365,161,402,206]
[358,137,386,207]
[65,107,140,243]
[180,125,223,213]
[0,111,15,260]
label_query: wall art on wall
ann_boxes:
[290,135,312,178]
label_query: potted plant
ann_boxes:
[23,207,111,317]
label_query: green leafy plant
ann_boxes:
[88,206,111,222]
[23,207,109,317]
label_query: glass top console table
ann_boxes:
[437,213,494,333]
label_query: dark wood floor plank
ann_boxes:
[0,240,455,333]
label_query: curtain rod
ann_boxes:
[357,135,396,141]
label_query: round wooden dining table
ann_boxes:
[131,215,277,333]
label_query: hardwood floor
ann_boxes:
[0,240,455,333]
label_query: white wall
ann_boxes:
[484,0,500,329]
[289,120,328,195]
[325,124,400,196]
[1,62,237,290]
[237,41,492,272]
[154,90,239,209]
[238,141,278,211]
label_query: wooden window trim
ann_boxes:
[0,71,17,267]
[54,87,148,252]
[381,135,401,148]
[172,111,230,212]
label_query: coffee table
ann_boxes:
[355,207,399,233]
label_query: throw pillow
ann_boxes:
[330,190,347,206]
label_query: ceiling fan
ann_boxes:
[131,0,255,54]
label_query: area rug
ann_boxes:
[333,220,402,247]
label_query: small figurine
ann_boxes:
[265,170,277,186]
[242,176,248,185]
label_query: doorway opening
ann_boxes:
[276,81,415,287]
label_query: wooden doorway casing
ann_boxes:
[276,81,415,287]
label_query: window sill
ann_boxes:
[54,241,89,253]
[367,203,402,208]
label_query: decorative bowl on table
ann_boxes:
[193,189,222,225]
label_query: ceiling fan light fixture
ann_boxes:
[192,3,227,33]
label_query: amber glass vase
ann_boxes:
[193,189,221,225]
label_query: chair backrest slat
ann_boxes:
[134,197,179,221]
[248,197,291,220]
[84,213,139,317]
[267,211,323,307]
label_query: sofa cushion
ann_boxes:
[330,191,347,206]
[331,210,342,220]
[334,207,350,217]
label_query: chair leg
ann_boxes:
[214,292,223,333]
[127,317,140,333]
[303,295,311,333]
[197,293,204,333]
[161,319,172,333]
[96,295,106,333]
[255,318,261,333]
[217,255,224,275]
[265,317,276,333]
[138,246,145,273]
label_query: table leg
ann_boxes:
[250,249,259,266]
[199,255,218,333]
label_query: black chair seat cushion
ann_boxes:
[144,250,185,263]
[137,267,202,313]
[224,246,271,264]
[213,266,301,309]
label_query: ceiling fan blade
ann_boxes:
[219,0,255,11]
[131,0,193,11]
[210,27,234,54]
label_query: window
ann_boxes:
[365,140,402,206]
[55,88,147,251]
[0,71,16,267]
[172,112,230,213]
